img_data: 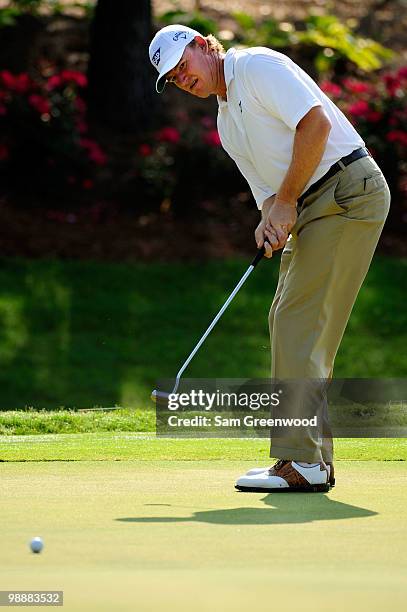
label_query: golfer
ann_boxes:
[148,25,390,491]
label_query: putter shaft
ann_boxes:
[152,242,268,400]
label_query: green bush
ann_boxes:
[0,68,107,207]
[297,14,393,74]
[135,113,243,211]
[320,67,407,227]
[157,9,218,37]
[156,9,393,77]
[0,0,94,26]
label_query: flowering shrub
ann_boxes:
[0,69,107,206]
[0,68,238,214]
[136,112,241,210]
[320,66,407,218]
[1,65,405,224]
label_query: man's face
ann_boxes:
[165,39,216,98]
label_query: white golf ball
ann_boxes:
[30,537,43,554]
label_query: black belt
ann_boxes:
[298,147,370,206]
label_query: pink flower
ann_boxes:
[0,71,31,93]
[156,127,180,144]
[0,71,15,89]
[61,70,88,88]
[139,144,152,157]
[396,66,407,80]
[203,129,221,147]
[320,81,341,97]
[366,111,383,123]
[28,94,51,115]
[88,147,107,165]
[0,143,9,161]
[383,74,401,97]
[46,74,63,90]
[386,130,407,146]
[348,101,370,117]
[343,79,371,94]
[47,71,87,90]
[80,138,107,165]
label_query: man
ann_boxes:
[148,25,390,492]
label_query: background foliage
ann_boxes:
[0,1,405,230]
[0,1,405,411]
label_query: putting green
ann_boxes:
[1,460,406,611]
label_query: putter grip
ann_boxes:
[251,239,270,268]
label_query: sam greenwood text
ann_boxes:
[168,415,318,427]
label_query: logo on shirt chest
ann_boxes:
[238,100,242,114]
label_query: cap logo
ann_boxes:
[173,31,187,41]
[152,48,161,66]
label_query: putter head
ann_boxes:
[151,389,170,405]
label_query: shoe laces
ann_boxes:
[271,459,290,471]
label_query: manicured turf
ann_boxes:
[0,408,154,435]
[1,401,406,435]
[1,253,405,609]
[0,433,406,462]
[0,255,405,410]
[2,436,405,610]
[1,459,406,611]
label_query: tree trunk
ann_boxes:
[87,0,155,131]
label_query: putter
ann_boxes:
[151,240,270,403]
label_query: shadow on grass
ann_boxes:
[116,494,377,525]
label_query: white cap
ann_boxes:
[148,24,202,93]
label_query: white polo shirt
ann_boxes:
[217,47,365,209]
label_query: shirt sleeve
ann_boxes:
[244,54,322,130]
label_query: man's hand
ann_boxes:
[263,198,297,251]
[255,195,297,258]
[255,219,273,258]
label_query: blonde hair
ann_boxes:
[189,34,225,55]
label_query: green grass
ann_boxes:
[0,433,405,462]
[0,255,405,411]
[1,430,406,611]
[0,408,154,435]
[1,402,406,436]
[1,459,406,611]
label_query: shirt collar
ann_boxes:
[218,48,236,108]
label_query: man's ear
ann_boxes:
[194,35,207,50]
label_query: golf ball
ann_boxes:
[30,537,43,554]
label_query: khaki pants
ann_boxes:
[269,155,391,462]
